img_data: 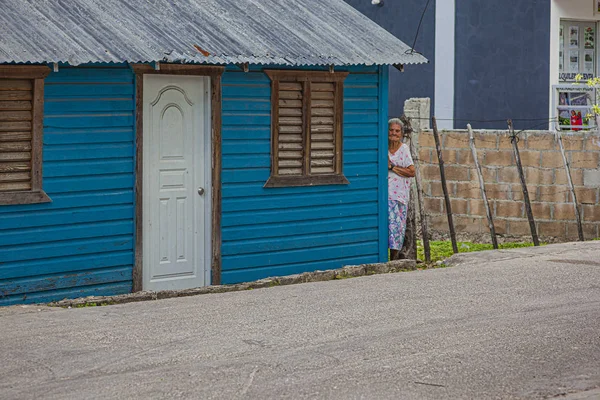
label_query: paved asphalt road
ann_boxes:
[1,241,600,400]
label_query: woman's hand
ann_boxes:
[391,164,415,178]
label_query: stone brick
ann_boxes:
[497,167,522,184]
[565,223,598,240]
[418,148,431,164]
[524,168,553,185]
[485,183,512,200]
[424,198,442,213]
[531,202,552,220]
[473,132,498,149]
[498,134,515,149]
[582,204,600,221]
[468,199,487,216]
[583,169,600,187]
[584,135,600,151]
[508,220,534,236]
[455,182,481,199]
[429,181,446,197]
[444,165,471,181]
[481,166,497,182]
[440,149,457,164]
[483,151,515,167]
[454,216,483,233]
[456,149,474,164]
[420,164,440,181]
[442,198,468,215]
[570,151,600,169]
[537,185,569,203]
[572,187,598,204]
[562,135,584,151]
[427,214,450,232]
[495,201,524,218]
[518,151,542,168]
[541,152,565,168]
[526,134,556,150]
[492,218,507,234]
[418,131,436,148]
[555,169,584,186]
[512,184,538,201]
[443,132,470,149]
[553,203,578,221]
[538,221,566,238]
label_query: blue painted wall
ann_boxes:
[220,65,387,284]
[0,65,135,305]
[343,0,435,117]
[454,0,551,130]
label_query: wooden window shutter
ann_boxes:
[265,70,349,187]
[0,66,51,205]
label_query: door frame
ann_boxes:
[131,63,225,291]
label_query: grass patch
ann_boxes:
[417,240,539,263]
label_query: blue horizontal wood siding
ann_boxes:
[0,65,135,305]
[221,65,384,284]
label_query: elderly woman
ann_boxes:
[388,118,415,260]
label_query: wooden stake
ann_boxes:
[556,131,585,241]
[467,124,498,249]
[432,117,458,254]
[507,120,539,246]
[400,115,429,261]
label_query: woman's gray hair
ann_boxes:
[388,118,403,130]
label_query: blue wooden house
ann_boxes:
[0,0,426,305]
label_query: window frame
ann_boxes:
[264,69,349,188]
[0,65,51,205]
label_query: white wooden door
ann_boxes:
[142,75,211,291]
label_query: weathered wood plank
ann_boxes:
[311,133,334,142]
[0,152,31,161]
[0,161,31,172]
[0,121,31,131]
[278,150,303,159]
[279,107,302,117]
[311,83,334,92]
[278,142,303,150]
[0,141,32,152]
[279,99,302,108]
[279,125,303,134]
[279,116,302,125]
[0,79,32,91]
[310,166,335,174]
[0,91,32,101]
[0,110,32,122]
[0,181,31,191]
[311,124,334,133]
[311,99,334,108]
[311,108,334,117]
[0,101,32,110]
[278,133,303,143]
[311,116,334,125]
[311,91,334,100]
[311,142,334,150]
[279,82,302,91]
[0,131,31,141]
[279,90,303,100]
[0,172,31,182]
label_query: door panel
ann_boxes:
[143,75,210,291]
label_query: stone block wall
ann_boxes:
[404,98,600,242]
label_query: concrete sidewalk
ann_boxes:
[2,241,600,399]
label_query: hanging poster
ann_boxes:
[584,50,595,73]
[585,26,595,49]
[570,26,579,48]
[569,50,580,72]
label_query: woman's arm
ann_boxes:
[392,164,415,178]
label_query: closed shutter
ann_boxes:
[0,78,33,192]
[310,82,335,174]
[277,81,304,175]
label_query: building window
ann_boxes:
[264,70,349,187]
[0,66,51,205]
[556,21,598,131]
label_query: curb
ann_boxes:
[48,259,418,308]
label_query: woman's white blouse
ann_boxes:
[388,143,413,205]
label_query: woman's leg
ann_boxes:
[388,200,403,260]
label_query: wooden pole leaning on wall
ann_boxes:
[401,115,430,262]
[432,117,458,254]
[556,130,585,241]
[507,120,540,246]
[467,124,498,249]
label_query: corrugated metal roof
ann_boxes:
[0,0,427,66]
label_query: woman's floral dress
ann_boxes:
[388,143,413,250]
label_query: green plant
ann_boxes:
[417,240,540,263]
